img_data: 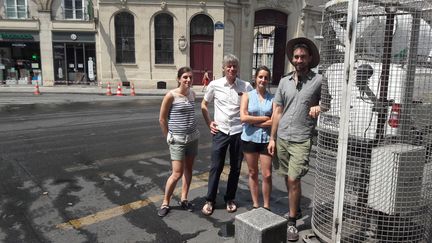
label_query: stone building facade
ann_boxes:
[0,0,324,88]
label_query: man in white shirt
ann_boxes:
[201,54,253,216]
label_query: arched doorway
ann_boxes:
[254,10,287,85]
[190,14,214,85]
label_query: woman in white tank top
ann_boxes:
[157,66,199,217]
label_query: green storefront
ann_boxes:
[0,31,41,85]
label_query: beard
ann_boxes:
[295,64,309,73]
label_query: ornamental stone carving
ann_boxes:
[265,0,292,8]
[161,1,167,10]
[243,3,250,17]
[243,3,251,27]
[33,0,53,11]
[121,0,127,7]
[300,11,305,33]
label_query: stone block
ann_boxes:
[235,207,287,243]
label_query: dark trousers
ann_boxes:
[205,132,243,203]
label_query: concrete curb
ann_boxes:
[0,94,204,113]
[0,98,163,113]
[0,85,205,96]
[0,85,204,112]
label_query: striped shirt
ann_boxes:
[168,90,197,135]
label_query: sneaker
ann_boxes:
[157,205,170,217]
[287,225,299,241]
[179,200,194,212]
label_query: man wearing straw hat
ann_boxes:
[268,37,328,241]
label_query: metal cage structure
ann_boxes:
[313,0,432,242]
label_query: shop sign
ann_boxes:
[12,43,26,47]
[0,33,34,40]
[52,32,95,43]
[70,33,78,41]
[88,57,95,81]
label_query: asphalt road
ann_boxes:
[0,99,317,242]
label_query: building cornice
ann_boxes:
[0,19,40,31]
[98,0,224,8]
[52,20,97,32]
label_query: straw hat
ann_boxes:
[286,37,320,68]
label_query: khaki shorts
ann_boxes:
[275,138,311,179]
[167,131,199,161]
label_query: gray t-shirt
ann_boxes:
[274,71,322,142]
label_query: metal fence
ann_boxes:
[313,0,432,242]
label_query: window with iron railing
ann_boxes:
[63,0,84,20]
[266,54,273,70]
[267,34,274,53]
[5,0,27,19]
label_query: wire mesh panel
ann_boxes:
[313,0,432,242]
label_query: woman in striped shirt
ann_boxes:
[158,66,199,217]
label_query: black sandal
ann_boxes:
[249,205,259,211]
[158,205,170,217]
[179,200,194,212]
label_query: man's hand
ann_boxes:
[267,139,276,156]
[309,105,321,119]
[209,121,219,135]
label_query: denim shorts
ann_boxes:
[275,138,311,179]
[167,131,199,161]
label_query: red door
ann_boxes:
[190,14,214,86]
[190,37,213,85]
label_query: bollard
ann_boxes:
[235,207,287,243]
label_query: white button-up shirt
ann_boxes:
[204,77,253,135]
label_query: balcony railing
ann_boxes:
[55,6,94,21]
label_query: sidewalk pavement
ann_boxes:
[0,84,205,111]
